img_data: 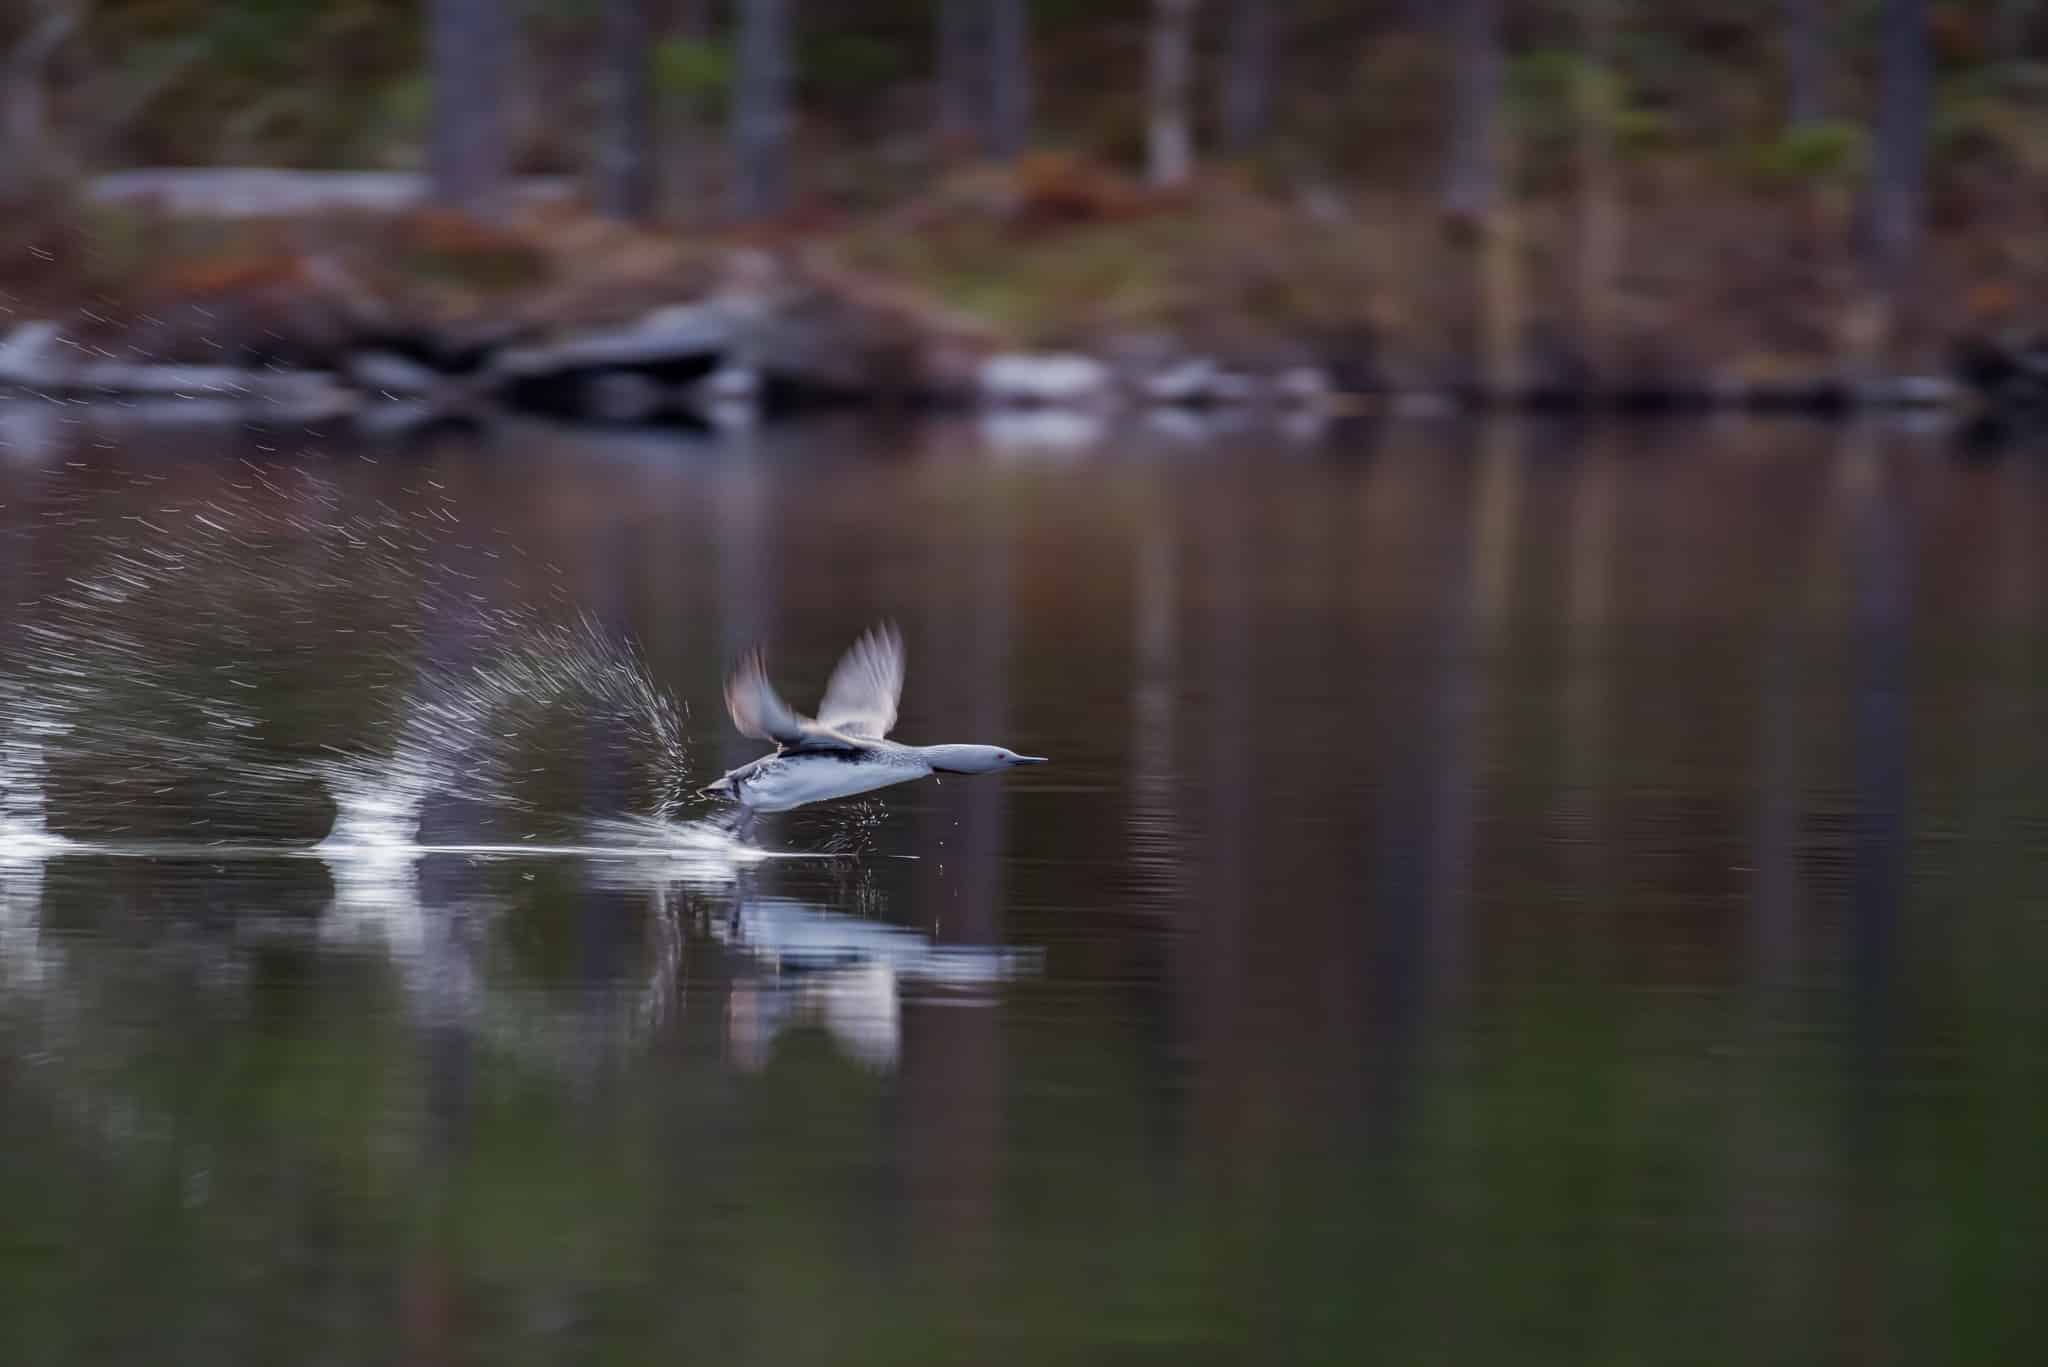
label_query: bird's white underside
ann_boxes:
[736,751,931,813]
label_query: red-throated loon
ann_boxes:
[700,623,1046,831]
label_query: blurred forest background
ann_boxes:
[4,1,2047,384]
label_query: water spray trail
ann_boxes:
[0,468,716,856]
[0,467,889,867]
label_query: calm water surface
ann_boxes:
[3,414,2047,1364]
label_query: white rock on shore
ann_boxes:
[977,353,1114,407]
[1141,358,1258,407]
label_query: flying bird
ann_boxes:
[701,624,1045,835]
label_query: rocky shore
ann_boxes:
[1,170,2027,434]
[0,285,1984,435]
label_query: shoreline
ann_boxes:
[5,170,2036,436]
[0,311,1978,434]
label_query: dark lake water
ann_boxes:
[4,411,2048,1364]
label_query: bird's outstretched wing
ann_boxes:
[814,622,905,739]
[724,648,813,745]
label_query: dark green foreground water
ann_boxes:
[3,414,2047,1364]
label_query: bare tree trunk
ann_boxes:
[1220,0,1272,153]
[987,0,1032,159]
[1441,0,1499,223]
[1870,0,1927,281]
[429,0,510,215]
[3,1,80,199]
[598,0,653,220]
[1478,146,1523,398]
[658,0,715,223]
[1784,0,1826,126]
[1997,1,2038,59]
[938,0,984,148]
[1577,0,1619,384]
[1147,0,1197,187]
[732,0,792,219]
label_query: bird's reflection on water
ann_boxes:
[0,825,1040,1087]
[714,886,1043,1072]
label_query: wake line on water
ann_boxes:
[0,838,832,864]
[2,812,894,866]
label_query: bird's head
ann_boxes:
[925,745,1050,775]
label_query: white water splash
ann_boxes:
[314,758,428,855]
[1,714,71,989]
[0,735,69,861]
[314,753,432,967]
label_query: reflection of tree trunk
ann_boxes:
[1845,432,1908,1076]
[1359,439,1492,1145]
[1438,417,1521,1009]
[598,0,654,220]
[405,456,484,1366]
[1419,434,1488,1009]
[399,1207,458,1365]
[1751,625,1804,986]
[577,517,638,1077]
[941,486,1010,950]
[1188,466,1251,1169]
[1746,445,1841,989]
[1471,421,1524,631]
[1147,0,1197,188]
[731,0,792,219]
[1219,0,1272,153]
[1129,516,1184,890]
[1734,445,1830,1346]
[1830,428,1909,1366]
[987,0,1033,159]
[1559,432,1616,980]
[428,0,510,214]
[0,449,34,841]
[903,481,1010,1278]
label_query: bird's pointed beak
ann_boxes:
[1013,755,1049,765]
